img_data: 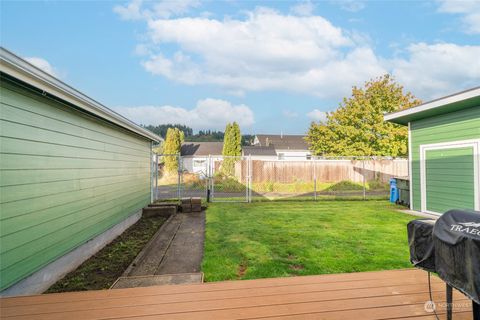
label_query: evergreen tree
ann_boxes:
[163,128,183,173]
[222,122,242,176]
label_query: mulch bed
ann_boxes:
[47,215,167,293]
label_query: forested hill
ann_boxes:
[143,124,254,145]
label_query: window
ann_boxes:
[193,159,206,167]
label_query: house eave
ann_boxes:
[0,47,162,142]
[384,87,480,126]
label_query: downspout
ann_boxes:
[408,122,413,210]
[150,141,153,203]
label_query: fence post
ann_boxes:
[150,142,153,203]
[248,154,252,203]
[207,155,212,202]
[155,153,158,201]
[313,157,317,201]
[177,154,181,200]
[245,156,248,203]
[362,158,366,200]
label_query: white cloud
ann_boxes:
[114,0,199,20]
[307,109,328,122]
[114,98,254,130]
[390,43,480,99]
[140,8,382,99]
[113,0,143,20]
[117,3,480,101]
[437,0,480,34]
[333,0,366,12]
[283,110,299,118]
[24,57,59,77]
[291,1,315,16]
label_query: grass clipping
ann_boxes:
[47,215,166,293]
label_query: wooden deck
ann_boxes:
[0,269,473,320]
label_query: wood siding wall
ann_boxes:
[235,159,408,184]
[0,80,152,290]
[410,106,480,212]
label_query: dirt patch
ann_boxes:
[46,215,167,293]
[237,262,248,278]
[289,264,304,271]
[287,254,296,261]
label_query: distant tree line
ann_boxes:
[144,123,254,146]
[189,130,224,142]
[142,124,193,139]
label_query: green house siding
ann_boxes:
[410,106,480,212]
[0,80,152,290]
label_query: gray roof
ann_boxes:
[0,47,161,142]
[255,134,308,150]
[242,146,277,156]
[181,142,223,156]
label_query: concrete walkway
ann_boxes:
[111,211,205,289]
[155,212,205,274]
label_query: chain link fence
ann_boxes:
[153,154,408,203]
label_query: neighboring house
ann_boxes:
[242,145,277,160]
[385,87,480,215]
[0,48,161,295]
[249,134,311,160]
[181,142,223,175]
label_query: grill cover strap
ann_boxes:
[407,219,436,272]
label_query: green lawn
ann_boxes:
[202,200,415,282]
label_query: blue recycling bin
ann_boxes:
[390,178,399,203]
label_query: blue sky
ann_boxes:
[1,0,479,134]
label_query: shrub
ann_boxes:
[263,181,275,192]
[368,179,389,190]
[213,174,245,192]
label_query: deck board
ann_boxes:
[0,269,472,320]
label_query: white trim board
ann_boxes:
[419,139,480,215]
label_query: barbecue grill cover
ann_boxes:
[433,209,480,304]
[407,219,436,272]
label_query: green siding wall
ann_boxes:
[0,80,152,290]
[410,106,480,212]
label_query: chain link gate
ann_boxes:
[207,155,251,203]
[154,154,251,203]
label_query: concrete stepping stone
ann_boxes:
[123,214,183,276]
[115,211,206,290]
[111,273,203,289]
